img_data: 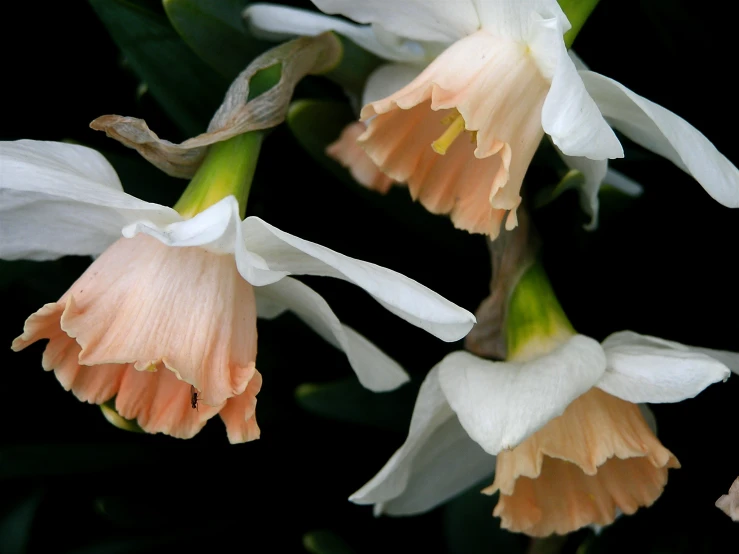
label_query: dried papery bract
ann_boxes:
[716,476,739,521]
[464,205,537,360]
[90,32,342,178]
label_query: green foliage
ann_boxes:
[303,530,356,554]
[88,0,228,136]
[295,376,417,433]
[163,0,270,79]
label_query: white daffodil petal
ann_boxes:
[122,196,283,286]
[556,149,608,230]
[351,367,492,514]
[362,63,424,106]
[378,416,493,515]
[437,336,606,456]
[598,331,732,403]
[604,168,643,196]
[244,4,425,63]
[568,50,589,71]
[0,140,179,260]
[241,217,476,341]
[540,33,623,159]
[474,0,570,41]
[581,71,739,208]
[255,277,408,391]
[310,0,479,43]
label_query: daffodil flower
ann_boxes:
[245,0,739,237]
[349,264,738,536]
[2,139,475,442]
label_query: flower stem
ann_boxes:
[506,261,575,361]
[558,0,601,48]
[174,131,262,220]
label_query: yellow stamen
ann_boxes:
[432,114,466,155]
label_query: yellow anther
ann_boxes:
[432,114,466,155]
[469,130,478,144]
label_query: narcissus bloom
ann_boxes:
[350,265,738,536]
[1,140,475,442]
[246,0,739,237]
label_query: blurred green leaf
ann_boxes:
[0,444,153,480]
[303,530,356,554]
[295,376,417,433]
[100,401,145,434]
[0,261,38,290]
[163,0,269,79]
[0,488,43,554]
[443,485,526,554]
[88,0,228,136]
[323,34,383,97]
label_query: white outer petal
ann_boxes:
[0,140,179,260]
[437,336,606,456]
[244,4,427,63]
[240,217,476,342]
[474,0,570,41]
[556,149,607,230]
[598,331,731,403]
[536,17,623,160]
[580,71,739,208]
[122,196,284,286]
[255,277,408,391]
[310,0,480,43]
[362,63,424,106]
[350,367,493,514]
[556,150,643,230]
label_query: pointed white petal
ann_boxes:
[598,331,731,403]
[351,367,493,514]
[255,277,408,391]
[568,50,589,71]
[604,168,643,196]
[556,149,607,230]
[0,140,179,260]
[474,0,570,41]
[310,0,480,43]
[240,217,476,341]
[362,63,424,106]
[539,21,623,159]
[581,71,739,207]
[244,4,426,63]
[556,149,643,230]
[437,337,606,456]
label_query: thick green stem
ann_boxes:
[506,261,575,360]
[558,0,601,48]
[173,132,262,219]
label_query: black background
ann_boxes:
[1,1,737,552]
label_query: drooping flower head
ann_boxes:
[350,261,737,535]
[2,136,475,443]
[246,0,739,237]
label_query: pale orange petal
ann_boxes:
[57,234,257,406]
[114,365,221,439]
[13,301,125,404]
[359,30,549,238]
[487,388,679,536]
[326,122,394,194]
[219,370,263,444]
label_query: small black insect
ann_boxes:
[190,385,200,411]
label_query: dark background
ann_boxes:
[1,1,737,552]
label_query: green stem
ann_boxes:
[558,0,601,48]
[173,131,262,219]
[506,261,575,359]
